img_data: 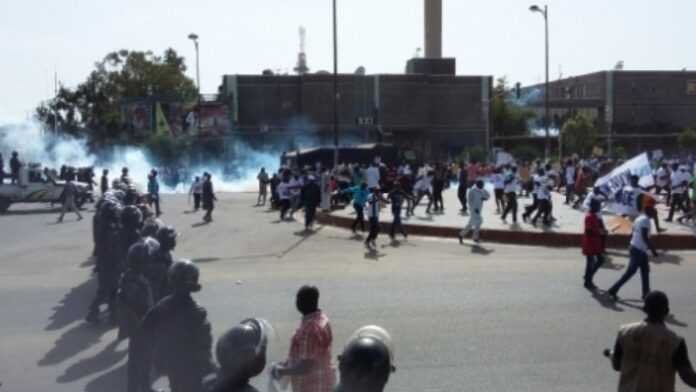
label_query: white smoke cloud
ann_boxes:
[0,120,279,193]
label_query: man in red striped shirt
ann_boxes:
[274,286,336,392]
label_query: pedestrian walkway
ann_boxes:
[321,188,696,249]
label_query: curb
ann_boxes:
[317,213,696,250]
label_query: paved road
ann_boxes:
[1,193,695,392]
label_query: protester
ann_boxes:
[457,161,468,213]
[10,151,20,184]
[501,166,519,224]
[365,186,387,250]
[147,169,162,217]
[257,167,269,206]
[388,181,412,241]
[277,174,293,221]
[607,206,660,301]
[301,175,321,231]
[100,169,109,195]
[459,180,489,244]
[564,159,576,205]
[606,291,696,391]
[202,173,216,222]
[343,182,369,234]
[666,164,691,222]
[492,167,505,213]
[273,286,336,392]
[582,199,606,290]
[188,176,203,211]
[0,152,4,184]
[57,177,83,223]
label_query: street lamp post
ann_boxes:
[332,0,340,167]
[188,33,201,93]
[529,5,551,160]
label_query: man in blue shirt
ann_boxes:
[343,183,369,234]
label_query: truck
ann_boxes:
[0,164,93,213]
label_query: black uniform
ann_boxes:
[202,178,215,222]
[87,212,121,323]
[10,154,20,184]
[301,181,321,229]
[141,294,214,392]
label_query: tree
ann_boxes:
[491,77,536,136]
[36,48,197,144]
[678,127,696,152]
[562,113,598,157]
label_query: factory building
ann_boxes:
[499,70,696,155]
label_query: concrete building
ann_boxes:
[501,70,696,155]
[218,72,492,160]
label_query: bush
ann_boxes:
[510,144,541,163]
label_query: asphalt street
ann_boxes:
[1,193,695,392]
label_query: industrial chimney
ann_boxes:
[406,0,454,75]
[424,0,442,58]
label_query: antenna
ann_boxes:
[299,26,306,53]
[294,26,309,75]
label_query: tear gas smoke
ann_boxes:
[0,121,280,193]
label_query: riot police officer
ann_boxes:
[140,260,214,392]
[335,326,395,392]
[118,239,157,392]
[119,206,143,269]
[147,226,177,301]
[86,200,122,324]
[206,318,272,392]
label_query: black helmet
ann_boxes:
[121,205,143,228]
[338,326,394,390]
[101,200,122,223]
[216,318,272,379]
[141,218,162,238]
[168,260,201,293]
[156,225,178,251]
[126,238,160,270]
[124,187,138,205]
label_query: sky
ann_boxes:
[1,0,694,122]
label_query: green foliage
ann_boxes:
[458,146,488,164]
[562,113,598,157]
[614,146,628,160]
[510,144,541,163]
[145,133,190,164]
[678,128,696,152]
[36,48,197,144]
[492,77,536,136]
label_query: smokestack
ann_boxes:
[424,0,442,58]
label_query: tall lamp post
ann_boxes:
[529,5,551,160]
[332,0,340,167]
[188,33,201,93]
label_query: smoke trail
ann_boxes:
[0,120,279,193]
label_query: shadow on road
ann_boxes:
[57,339,127,383]
[191,257,222,263]
[84,363,126,392]
[364,250,386,260]
[654,253,683,265]
[191,221,210,228]
[0,207,62,216]
[45,278,97,331]
[38,322,112,367]
[590,290,624,312]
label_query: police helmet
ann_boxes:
[156,226,178,251]
[121,205,143,228]
[126,238,159,270]
[141,218,161,238]
[216,318,273,379]
[338,325,395,388]
[168,260,201,293]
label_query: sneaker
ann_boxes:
[607,291,619,302]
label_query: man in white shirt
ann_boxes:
[277,175,293,220]
[531,173,552,226]
[501,166,520,224]
[654,162,671,202]
[366,163,380,190]
[459,180,490,244]
[411,172,434,215]
[607,206,659,301]
[564,160,576,205]
[667,164,691,222]
[492,168,505,213]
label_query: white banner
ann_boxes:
[595,153,655,215]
